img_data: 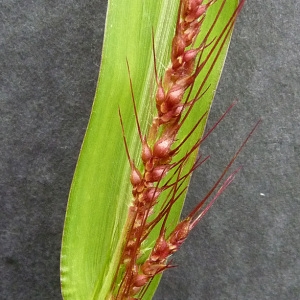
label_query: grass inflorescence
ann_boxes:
[110,0,257,298]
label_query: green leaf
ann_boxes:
[60,0,239,299]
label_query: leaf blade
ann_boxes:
[60,0,239,299]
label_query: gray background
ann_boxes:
[0,1,299,299]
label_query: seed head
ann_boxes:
[112,0,248,297]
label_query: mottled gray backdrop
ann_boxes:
[0,1,299,299]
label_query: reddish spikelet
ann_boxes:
[111,0,250,299]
